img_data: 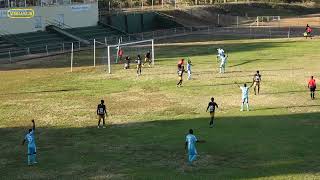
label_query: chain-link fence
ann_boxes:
[0,26,317,64]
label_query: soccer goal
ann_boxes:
[94,39,155,74]
[256,16,281,27]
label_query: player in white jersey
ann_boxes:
[217,48,225,61]
[219,54,227,74]
[186,59,192,80]
[235,82,253,111]
[22,120,37,165]
[185,129,205,165]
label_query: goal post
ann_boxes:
[106,39,155,74]
[256,16,281,27]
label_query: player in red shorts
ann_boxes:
[177,59,185,87]
[308,76,316,100]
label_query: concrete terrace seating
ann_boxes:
[64,25,123,42]
[0,37,20,60]
[0,25,127,62]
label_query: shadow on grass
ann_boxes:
[0,88,82,96]
[1,112,320,179]
[262,89,319,95]
[255,104,320,111]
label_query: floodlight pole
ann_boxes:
[107,46,111,74]
[71,43,73,72]
[93,39,96,67]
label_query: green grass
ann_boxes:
[0,35,320,179]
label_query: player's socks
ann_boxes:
[246,103,249,111]
[241,103,244,111]
[31,154,36,164]
[28,155,31,165]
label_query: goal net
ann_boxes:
[256,16,281,27]
[94,39,155,74]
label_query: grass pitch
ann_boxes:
[0,35,320,179]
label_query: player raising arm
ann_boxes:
[184,129,205,165]
[235,82,253,111]
[22,120,37,166]
[217,48,225,61]
[206,97,219,128]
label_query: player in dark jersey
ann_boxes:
[136,55,142,76]
[206,97,219,128]
[124,56,131,69]
[144,51,151,67]
[253,71,261,95]
[177,59,185,87]
[97,100,107,128]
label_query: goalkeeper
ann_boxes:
[143,51,152,67]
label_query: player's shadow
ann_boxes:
[255,104,320,111]
[0,88,82,96]
[2,112,320,179]
[262,67,304,72]
[192,81,253,87]
[263,89,318,95]
[228,58,280,68]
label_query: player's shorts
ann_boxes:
[28,145,36,155]
[310,86,316,92]
[210,111,215,117]
[98,114,105,120]
[242,97,249,103]
[254,81,260,87]
[220,63,225,68]
[144,58,150,62]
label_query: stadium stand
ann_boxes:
[0,36,18,59]
[63,25,126,42]
[0,24,127,62]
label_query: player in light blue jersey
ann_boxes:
[219,54,227,74]
[186,59,192,80]
[235,82,253,111]
[22,119,37,165]
[185,129,205,165]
